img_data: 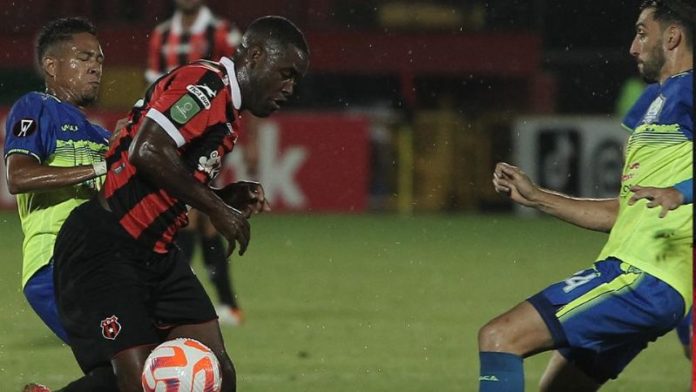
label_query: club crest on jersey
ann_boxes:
[198,150,222,179]
[186,84,215,109]
[170,95,201,124]
[100,315,122,340]
[12,118,37,137]
[642,95,665,125]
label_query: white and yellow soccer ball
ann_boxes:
[142,338,222,392]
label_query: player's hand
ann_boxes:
[215,181,271,218]
[492,162,540,207]
[628,185,684,218]
[209,205,251,256]
[109,117,130,146]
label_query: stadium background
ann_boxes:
[0,0,689,390]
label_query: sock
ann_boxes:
[202,235,238,308]
[57,365,118,391]
[479,352,524,392]
[175,230,197,265]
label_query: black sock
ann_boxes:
[57,365,118,391]
[175,230,197,265]
[202,235,238,308]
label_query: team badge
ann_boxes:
[170,95,201,124]
[100,315,122,340]
[12,118,37,137]
[642,95,665,124]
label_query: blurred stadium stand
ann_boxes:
[0,0,640,213]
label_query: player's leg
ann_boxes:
[478,300,555,391]
[167,321,237,392]
[533,259,685,389]
[23,262,69,343]
[154,249,236,390]
[538,351,600,392]
[198,212,243,325]
[676,307,692,360]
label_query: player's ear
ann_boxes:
[245,44,265,69]
[665,25,682,50]
[42,56,57,80]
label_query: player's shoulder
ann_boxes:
[173,60,227,83]
[665,71,692,101]
[8,92,60,118]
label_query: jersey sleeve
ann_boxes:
[144,66,230,147]
[3,94,53,163]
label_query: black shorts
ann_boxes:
[53,198,217,373]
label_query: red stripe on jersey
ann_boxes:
[153,212,188,253]
[119,191,180,241]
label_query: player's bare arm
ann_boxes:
[6,153,105,194]
[127,117,250,256]
[213,181,271,218]
[493,162,619,232]
[628,185,685,218]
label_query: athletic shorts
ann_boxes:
[23,262,69,343]
[528,257,686,383]
[53,198,217,373]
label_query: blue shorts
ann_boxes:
[23,262,69,344]
[676,308,692,347]
[528,258,686,383]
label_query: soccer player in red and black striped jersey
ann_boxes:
[47,16,308,392]
[145,0,241,84]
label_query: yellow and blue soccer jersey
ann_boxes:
[3,92,110,287]
[597,70,693,310]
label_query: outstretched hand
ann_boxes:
[209,205,251,257]
[492,162,540,207]
[216,181,271,218]
[628,185,684,218]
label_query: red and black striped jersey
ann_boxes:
[146,6,241,83]
[104,57,242,254]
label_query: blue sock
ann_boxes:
[479,351,524,392]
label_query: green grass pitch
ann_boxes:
[0,212,689,391]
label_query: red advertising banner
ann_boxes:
[0,108,369,212]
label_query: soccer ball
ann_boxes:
[142,338,222,392]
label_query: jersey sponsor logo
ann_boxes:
[197,150,222,179]
[12,118,37,137]
[479,376,500,382]
[100,315,122,340]
[186,84,214,109]
[170,95,201,124]
[642,95,665,124]
[61,123,79,132]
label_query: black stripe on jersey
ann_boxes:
[135,201,188,251]
[105,134,133,168]
[179,122,229,172]
[178,33,191,66]
[159,29,171,74]
[108,175,160,221]
[204,25,215,60]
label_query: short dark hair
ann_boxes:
[36,17,97,64]
[640,0,695,46]
[242,16,309,56]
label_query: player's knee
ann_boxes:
[478,318,513,352]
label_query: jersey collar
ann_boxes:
[172,6,213,35]
[220,57,242,110]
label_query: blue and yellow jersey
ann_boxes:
[597,70,693,311]
[3,92,110,287]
